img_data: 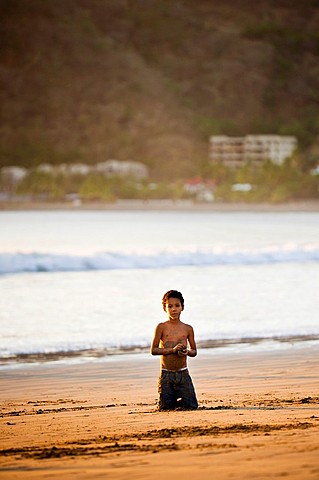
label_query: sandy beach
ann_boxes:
[1,344,318,479]
[1,199,319,212]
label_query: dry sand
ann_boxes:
[1,344,318,479]
[1,199,319,212]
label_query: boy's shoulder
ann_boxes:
[181,320,194,331]
[156,320,171,328]
[155,320,169,330]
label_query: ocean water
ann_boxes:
[0,209,318,366]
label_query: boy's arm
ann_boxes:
[150,324,184,356]
[186,326,197,357]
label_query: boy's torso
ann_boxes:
[160,321,189,371]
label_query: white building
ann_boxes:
[209,135,297,167]
[95,160,148,179]
[0,166,28,189]
[36,163,55,174]
[67,163,92,175]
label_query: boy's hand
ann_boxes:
[177,348,188,357]
[172,343,186,354]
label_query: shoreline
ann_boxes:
[1,199,319,212]
[1,334,319,368]
[1,344,318,479]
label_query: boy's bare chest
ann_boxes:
[162,324,187,342]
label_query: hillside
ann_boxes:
[1,0,319,179]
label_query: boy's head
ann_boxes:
[162,290,184,311]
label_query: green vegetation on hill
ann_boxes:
[1,158,318,204]
[1,0,319,179]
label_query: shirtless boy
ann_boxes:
[151,290,198,410]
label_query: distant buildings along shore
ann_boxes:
[209,134,297,167]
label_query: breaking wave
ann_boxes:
[1,244,319,275]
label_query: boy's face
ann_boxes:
[165,297,183,320]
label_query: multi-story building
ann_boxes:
[209,134,297,167]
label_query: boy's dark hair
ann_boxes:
[162,290,184,311]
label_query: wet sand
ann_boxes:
[1,345,318,479]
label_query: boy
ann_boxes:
[151,290,198,410]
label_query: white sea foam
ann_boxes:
[0,243,318,275]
